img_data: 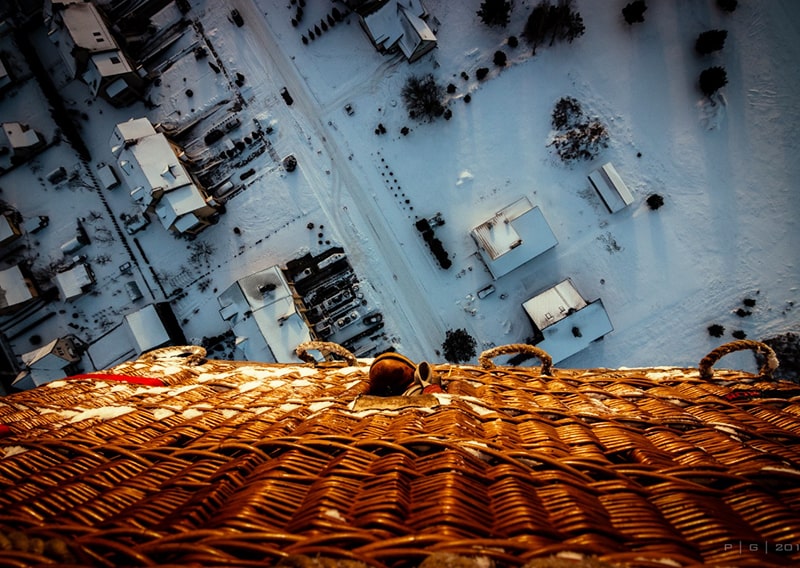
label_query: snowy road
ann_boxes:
[231,0,445,358]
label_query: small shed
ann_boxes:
[588,162,634,213]
[56,263,95,301]
[471,197,558,280]
[0,212,22,247]
[0,264,38,314]
[522,278,613,364]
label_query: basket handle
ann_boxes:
[139,345,206,366]
[698,339,779,380]
[295,341,358,366]
[478,344,553,376]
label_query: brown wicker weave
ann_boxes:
[0,340,799,566]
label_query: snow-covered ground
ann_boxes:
[1,0,798,386]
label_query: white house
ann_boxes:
[357,0,437,62]
[46,0,140,106]
[471,196,558,280]
[523,279,613,364]
[218,266,312,363]
[0,264,38,314]
[55,263,95,301]
[588,162,635,213]
[13,336,82,389]
[111,118,216,235]
[1,122,46,159]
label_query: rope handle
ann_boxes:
[295,341,358,367]
[698,339,779,380]
[139,345,206,366]
[478,344,553,376]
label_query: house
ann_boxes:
[45,0,141,106]
[0,54,13,94]
[0,264,39,314]
[55,262,95,301]
[124,302,186,355]
[0,212,22,248]
[111,118,216,235]
[353,0,437,63]
[0,122,46,159]
[217,265,312,363]
[588,162,635,213]
[471,196,558,280]
[12,336,82,389]
[522,278,613,364]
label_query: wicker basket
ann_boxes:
[0,340,798,566]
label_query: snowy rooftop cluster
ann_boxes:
[0,0,798,392]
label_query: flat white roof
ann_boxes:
[522,279,588,330]
[471,197,558,279]
[90,50,133,78]
[124,304,170,354]
[218,266,311,363]
[155,185,207,229]
[0,214,18,243]
[523,279,613,364]
[56,264,94,300]
[533,300,613,364]
[118,133,192,193]
[588,162,635,213]
[112,118,157,147]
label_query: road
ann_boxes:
[231,0,446,360]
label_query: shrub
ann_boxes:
[401,74,445,121]
[476,67,489,80]
[707,324,725,337]
[717,0,737,12]
[508,35,519,48]
[493,50,507,66]
[523,0,585,54]
[477,0,512,27]
[622,0,647,25]
[699,66,728,97]
[695,29,727,54]
[446,83,456,94]
[549,97,608,163]
[551,96,583,129]
[646,194,664,210]
[442,328,477,363]
[732,330,747,339]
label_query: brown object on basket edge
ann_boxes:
[0,340,798,567]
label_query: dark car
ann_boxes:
[230,9,244,27]
[280,87,294,105]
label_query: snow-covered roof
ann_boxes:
[124,304,171,354]
[522,279,588,330]
[116,130,192,193]
[471,197,558,279]
[55,263,94,301]
[154,185,208,229]
[0,213,21,245]
[0,56,10,89]
[588,162,635,213]
[218,266,312,363]
[362,0,436,61]
[112,117,157,148]
[59,2,117,54]
[0,265,36,310]
[2,122,41,149]
[523,279,613,364]
[21,337,79,369]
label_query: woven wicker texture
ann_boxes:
[1,341,799,566]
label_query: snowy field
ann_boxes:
[1,0,798,385]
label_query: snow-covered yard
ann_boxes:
[1,0,798,389]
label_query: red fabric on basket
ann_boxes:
[0,424,10,437]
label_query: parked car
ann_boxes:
[363,312,383,326]
[280,87,294,105]
[230,9,244,27]
[344,103,354,116]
